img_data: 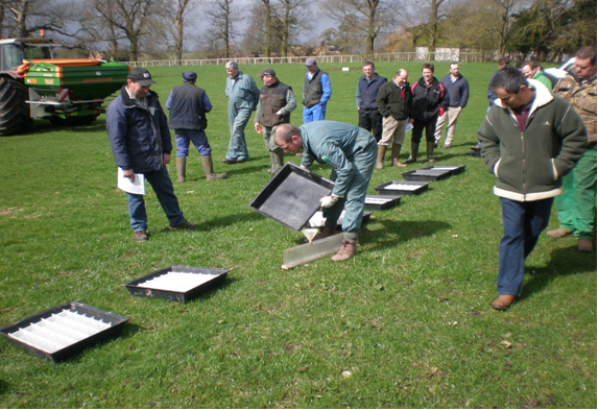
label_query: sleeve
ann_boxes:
[356,83,361,109]
[438,84,449,116]
[165,90,173,110]
[254,99,262,123]
[553,101,588,177]
[280,88,297,116]
[477,109,502,174]
[250,79,260,109]
[203,92,213,113]
[461,79,469,108]
[300,152,314,168]
[320,73,332,104]
[318,142,354,198]
[487,72,497,104]
[106,101,132,170]
[156,102,172,155]
[376,85,389,117]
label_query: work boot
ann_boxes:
[405,143,419,164]
[267,152,277,174]
[331,240,357,262]
[376,145,387,170]
[168,220,199,230]
[577,239,594,253]
[202,155,227,181]
[426,142,435,163]
[305,226,336,243]
[390,144,407,167]
[546,228,572,238]
[176,157,186,183]
[134,231,148,242]
[269,151,284,174]
[490,295,516,311]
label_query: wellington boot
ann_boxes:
[390,144,407,167]
[202,155,227,181]
[426,142,435,163]
[331,240,357,262]
[305,226,336,243]
[269,151,284,174]
[267,152,277,174]
[376,145,387,169]
[405,143,419,163]
[176,157,186,182]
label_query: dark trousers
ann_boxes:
[411,116,438,144]
[358,109,383,142]
[497,197,553,297]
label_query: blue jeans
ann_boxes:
[497,197,553,297]
[174,129,211,157]
[303,102,327,123]
[126,166,186,231]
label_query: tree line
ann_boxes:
[0,0,594,62]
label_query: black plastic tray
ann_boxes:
[123,265,229,303]
[308,211,372,228]
[374,180,430,196]
[422,164,466,175]
[249,162,335,231]
[401,168,452,182]
[364,195,402,210]
[0,302,128,363]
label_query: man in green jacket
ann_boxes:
[547,46,597,252]
[521,61,553,91]
[274,121,377,262]
[478,65,587,310]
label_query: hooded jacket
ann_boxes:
[107,86,171,174]
[477,79,587,202]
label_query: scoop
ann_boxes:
[302,228,319,244]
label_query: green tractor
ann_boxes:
[0,37,130,136]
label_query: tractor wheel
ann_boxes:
[0,77,32,136]
[49,115,99,127]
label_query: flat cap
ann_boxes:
[258,67,276,77]
[128,67,156,86]
[305,58,317,67]
[182,71,197,81]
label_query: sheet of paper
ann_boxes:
[117,168,145,195]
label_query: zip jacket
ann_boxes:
[410,77,449,122]
[107,86,171,174]
[477,79,587,201]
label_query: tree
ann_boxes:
[206,0,239,58]
[276,0,313,57]
[0,0,75,38]
[322,0,398,55]
[160,0,197,64]
[259,0,273,57]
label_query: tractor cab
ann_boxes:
[0,38,58,74]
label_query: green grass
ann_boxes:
[0,62,595,408]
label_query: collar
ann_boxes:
[494,79,554,116]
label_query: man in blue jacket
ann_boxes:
[274,121,377,262]
[356,61,387,143]
[302,58,332,123]
[434,62,469,148]
[107,68,198,242]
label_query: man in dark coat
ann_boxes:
[107,68,198,242]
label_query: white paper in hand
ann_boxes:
[118,168,145,195]
[405,122,413,132]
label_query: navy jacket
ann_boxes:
[440,74,469,108]
[356,74,387,111]
[107,86,171,173]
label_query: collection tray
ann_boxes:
[308,211,372,228]
[373,180,430,196]
[401,168,452,182]
[422,165,466,175]
[0,302,128,363]
[249,163,335,231]
[123,265,230,303]
[364,195,402,210]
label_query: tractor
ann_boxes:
[0,37,130,136]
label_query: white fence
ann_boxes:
[123,51,484,67]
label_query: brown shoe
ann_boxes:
[546,228,572,238]
[305,226,336,243]
[168,221,199,230]
[577,239,594,253]
[221,158,237,164]
[490,295,516,311]
[331,240,357,262]
[134,231,148,242]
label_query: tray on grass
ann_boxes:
[123,265,230,303]
[374,180,429,196]
[0,302,128,363]
[364,195,402,210]
[308,210,372,228]
[249,162,335,231]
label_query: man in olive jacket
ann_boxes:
[477,65,587,311]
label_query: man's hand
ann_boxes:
[300,164,309,170]
[275,109,282,115]
[254,122,262,133]
[163,153,171,165]
[319,194,339,208]
[123,169,135,182]
[409,118,415,124]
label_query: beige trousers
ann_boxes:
[379,116,406,147]
[434,106,462,146]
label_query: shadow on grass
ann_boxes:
[360,218,452,249]
[520,245,597,301]
[219,165,269,176]
[0,379,8,394]
[192,212,266,232]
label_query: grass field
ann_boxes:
[0,61,596,408]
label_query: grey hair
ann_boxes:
[225,61,238,70]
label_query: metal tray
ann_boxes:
[364,195,402,210]
[123,265,230,303]
[249,162,335,231]
[308,211,372,228]
[0,302,128,363]
[374,180,430,196]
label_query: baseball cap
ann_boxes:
[128,67,156,86]
[258,68,276,77]
[182,71,197,81]
[305,58,317,67]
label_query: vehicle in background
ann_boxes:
[544,57,576,80]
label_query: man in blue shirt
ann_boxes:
[356,61,387,143]
[302,58,332,123]
[434,62,469,148]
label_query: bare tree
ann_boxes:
[259,0,273,57]
[206,0,239,58]
[160,0,197,64]
[492,0,522,55]
[0,0,75,38]
[276,0,313,57]
[322,0,398,55]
